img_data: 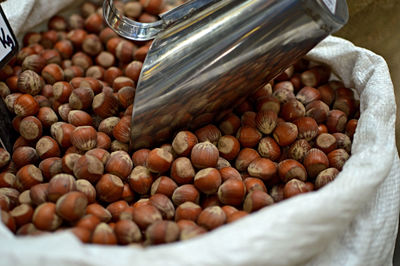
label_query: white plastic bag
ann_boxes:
[1,1,399,265]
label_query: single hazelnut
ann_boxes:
[146,148,173,173]
[283,179,309,198]
[32,202,62,231]
[287,139,312,162]
[47,173,76,202]
[236,126,262,148]
[303,148,329,179]
[98,116,120,136]
[150,176,177,197]
[170,157,195,185]
[1,210,16,233]
[326,109,347,133]
[273,122,298,146]
[175,202,202,222]
[10,203,34,227]
[91,223,117,245]
[244,177,267,192]
[219,167,242,182]
[194,168,222,194]
[256,96,280,113]
[217,135,240,161]
[96,174,124,203]
[61,153,82,174]
[217,178,246,206]
[19,116,43,141]
[76,179,96,203]
[219,114,241,136]
[69,87,94,110]
[105,151,133,180]
[190,141,219,169]
[279,99,305,122]
[131,204,162,230]
[172,184,200,206]
[71,126,97,151]
[114,219,142,245]
[17,70,44,95]
[332,133,352,154]
[15,164,43,190]
[327,149,349,170]
[128,166,153,195]
[235,148,260,171]
[315,133,337,154]
[132,148,151,166]
[112,116,131,143]
[86,203,112,222]
[278,159,307,183]
[13,94,39,116]
[345,119,358,139]
[317,84,335,106]
[149,193,175,220]
[0,148,11,169]
[226,210,248,223]
[37,107,58,128]
[315,168,340,189]
[29,183,49,206]
[243,190,274,212]
[197,206,226,230]
[247,158,277,181]
[55,191,88,222]
[172,131,198,157]
[38,157,63,181]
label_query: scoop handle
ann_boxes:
[103,0,217,41]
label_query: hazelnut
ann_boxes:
[73,154,104,183]
[91,223,117,245]
[70,227,91,243]
[117,86,135,109]
[172,131,198,157]
[216,157,231,169]
[145,220,180,245]
[95,51,115,68]
[32,202,62,231]
[175,202,202,222]
[315,133,337,154]
[257,137,281,161]
[146,148,173,173]
[317,84,335,106]
[296,86,321,105]
[219,167,242,182]
[345,119,358,139]
[10,203,34,227]
[96,132,112,150]
[247,158,277,181]
[315,168,340,189]
[71,126,97,151]
[0,148,11,169]
[93,89,120,119]
[305,100,329,124]
[16,164,43,190]
[303,148,329,179]
[235,148,260,171]
[287,139,312,162]
[19,116,43,140]
[327,149,349,170]
[13,94,39,116]
[279,99,305,122]
[172,184,200,206]
[217,178,246,206]
[47,173,76,202]
[326,109,347,133]
[240,111,257,128]
[17,70,44,95]
[195,124,221,145]
[106,200,129,221]
[61,153,82,174]
[226,211,248,223]
[273,122,298,146]
[68,110,93,126]
[0,172,16,188]
[194,168,222,194]
[96,174,124,203]
[128,166,153,195]
[217,135,240,161]
[190,141,219,169]
[197,206,226,230]
[293,117,318,141]
[41,63,64,84]
[270,184,285,202]
[332,133,352,153]
[69,87,94,110]
[29,183,49,206]
[243,190,274,212]
[56,191,88,222]
[149,193,175,220]
[150,176,177,197]
[105,151,133,180]
[244,177,267,192]
[132,148,151,166]
[86,203,112,222]
[283,179,309,198]
[104,66,123,84]
[170,157,195,185]
[38,157,63,180]
[115,40,135,63]
[219,114,241,136]
[76,179,96,203]
[98,116,120,136]
[71,52,93,71]
[35,136,61,159]
[256,96,280,113]
[255,110,277,134]
[51,122,75,148]
[236,126,262,148]
[114,219,142,245]
[131,204,162,230]
[124,61,142,82]
[1,210,16,233]
[112,116,131,143]
[278,159,307,183]
[37,107,58,128]
[113,76,134,92]
[272,87,295,103]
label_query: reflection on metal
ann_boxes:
[103,0,348,149]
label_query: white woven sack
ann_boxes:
[1,1,399,265]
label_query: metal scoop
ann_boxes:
[103,0,348,149]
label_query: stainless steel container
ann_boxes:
[104,0,348,149]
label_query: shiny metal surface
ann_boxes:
[104,0,348,149]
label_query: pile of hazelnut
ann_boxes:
[0,1,358,246]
